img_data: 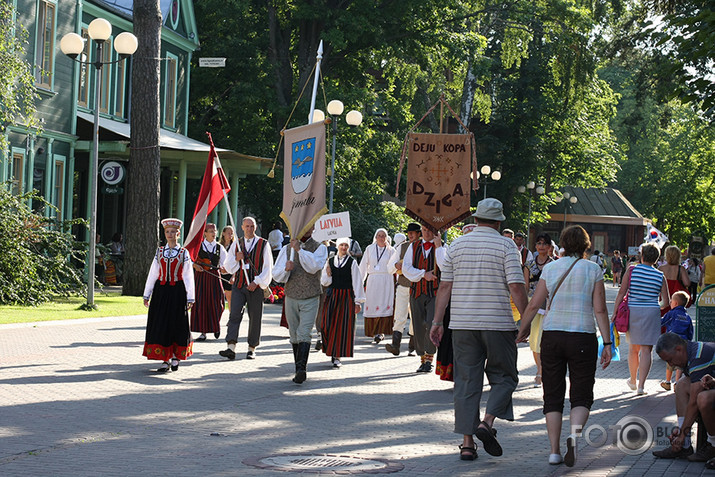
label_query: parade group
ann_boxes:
[139,198,715,469]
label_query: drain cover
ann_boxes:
[243,454,403,473]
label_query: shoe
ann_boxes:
[688,442,715,462]
[475,421,502,457]
[660,381,672,391]
[626,378,637,391]
[534,374,542,388]
[416,361,433,373]
[374,334,383,344]
[548,453,563,465]
[653,445,694,459]
[636,388,647,395]
[293,342,310,384]
[315,340,322,351]
[385,331,402,356]
[333,358,342,368]
[170,358,179,371]
[214,331,220,339]
[564,435,576,467]
[196,334,207,342]
[219,348,236,360]
[246,350,255,359]
[706,456,715,470]
[459,444,478,461]
[157,361,170,373]
[407,335,416,356]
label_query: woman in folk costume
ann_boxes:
[359,228,395,343]
[320,237,366,368]
[142,218,195,372]
[190,223,227,341]
[218,225,236,311]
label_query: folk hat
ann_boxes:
[405,222,421,233]
[161,218,183,230]
[336,237,350,246]
[472,198,506,222]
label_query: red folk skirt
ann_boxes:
[190,269,224,333]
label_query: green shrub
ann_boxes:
[0,185,86,305]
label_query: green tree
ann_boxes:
[0,1,38,152]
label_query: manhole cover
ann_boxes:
[243,454,404,473]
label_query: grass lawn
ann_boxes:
[0,293,146,325]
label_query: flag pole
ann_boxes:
[290,40,323,262]
[207,133,250,284]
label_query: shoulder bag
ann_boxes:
[614,266,634,333]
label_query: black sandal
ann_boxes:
[475,421,502,456]
[170,359,179,371]
[157,361,170,373]
[459,444,477,461]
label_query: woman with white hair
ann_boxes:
[359,228,396,343]
[320,237,366,367]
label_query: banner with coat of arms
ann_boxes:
[280,121,328,241]
[403,133,473,233]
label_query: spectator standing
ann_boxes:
[702,247,715,288]
[611,250,623,287]
[268,222,284,261]
[386,223,421,356]
[659,245,691,314]
[660,291,693,390]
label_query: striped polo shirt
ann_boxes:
[685,341,715,382]
[628,264,664,307]
[441,226,525,331]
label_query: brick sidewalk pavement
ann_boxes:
[0,285,709,476]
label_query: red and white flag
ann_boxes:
[184,133,231,260]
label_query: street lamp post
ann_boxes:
[477,165,501,200]
[517,181,545,242]
[60,19,137,308]
[318,100,362,213]
[556,191,578,228]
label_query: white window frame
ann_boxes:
[163,53,179,129]
[34,0,57,89]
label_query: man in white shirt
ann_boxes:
[220,217,273,360]
[273,227,328,384]
[514,232,533,265]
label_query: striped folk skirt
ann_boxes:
[190,270,225,333]
[321,287,356,358]
[143,280,193,361]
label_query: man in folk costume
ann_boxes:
[403,224,447,373]
[220,217,273,360]
[142,218,195,372]
[273,227,328,384]
[386,222,422,356]
[190,223,227,341]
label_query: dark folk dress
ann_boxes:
[435,305,453,381]
[143,246,193,361]
[190,242,225,333]
[321,256,357,358]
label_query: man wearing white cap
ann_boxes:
[430,198,528,461]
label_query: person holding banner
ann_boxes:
[190,223,227,341]
[273,229,328,384]
[220,217,273,360]
[320,237,366,367]
[403,224,447,373]
[142,218,195,372]
[360,228,396,343]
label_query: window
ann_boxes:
[77,28,90,107]
[114,55,126,117]
[163,54,178,128]
[12,151,24,195]
[35,0,56,88]
[99,39,112,113]
[54,157,65,220]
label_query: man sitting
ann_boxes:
[653,332,715,466]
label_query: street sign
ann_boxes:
[199,57,226,67]
[696,285,715,341]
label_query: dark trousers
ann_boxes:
[410,294,437,356]
[540,330,598,414]
[226,285,264,348]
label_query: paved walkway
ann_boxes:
[0,286,709,476]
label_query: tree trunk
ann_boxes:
[123,0,162,296]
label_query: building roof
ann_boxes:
[547,186,649,226]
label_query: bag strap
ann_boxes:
[546,258,581,311]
